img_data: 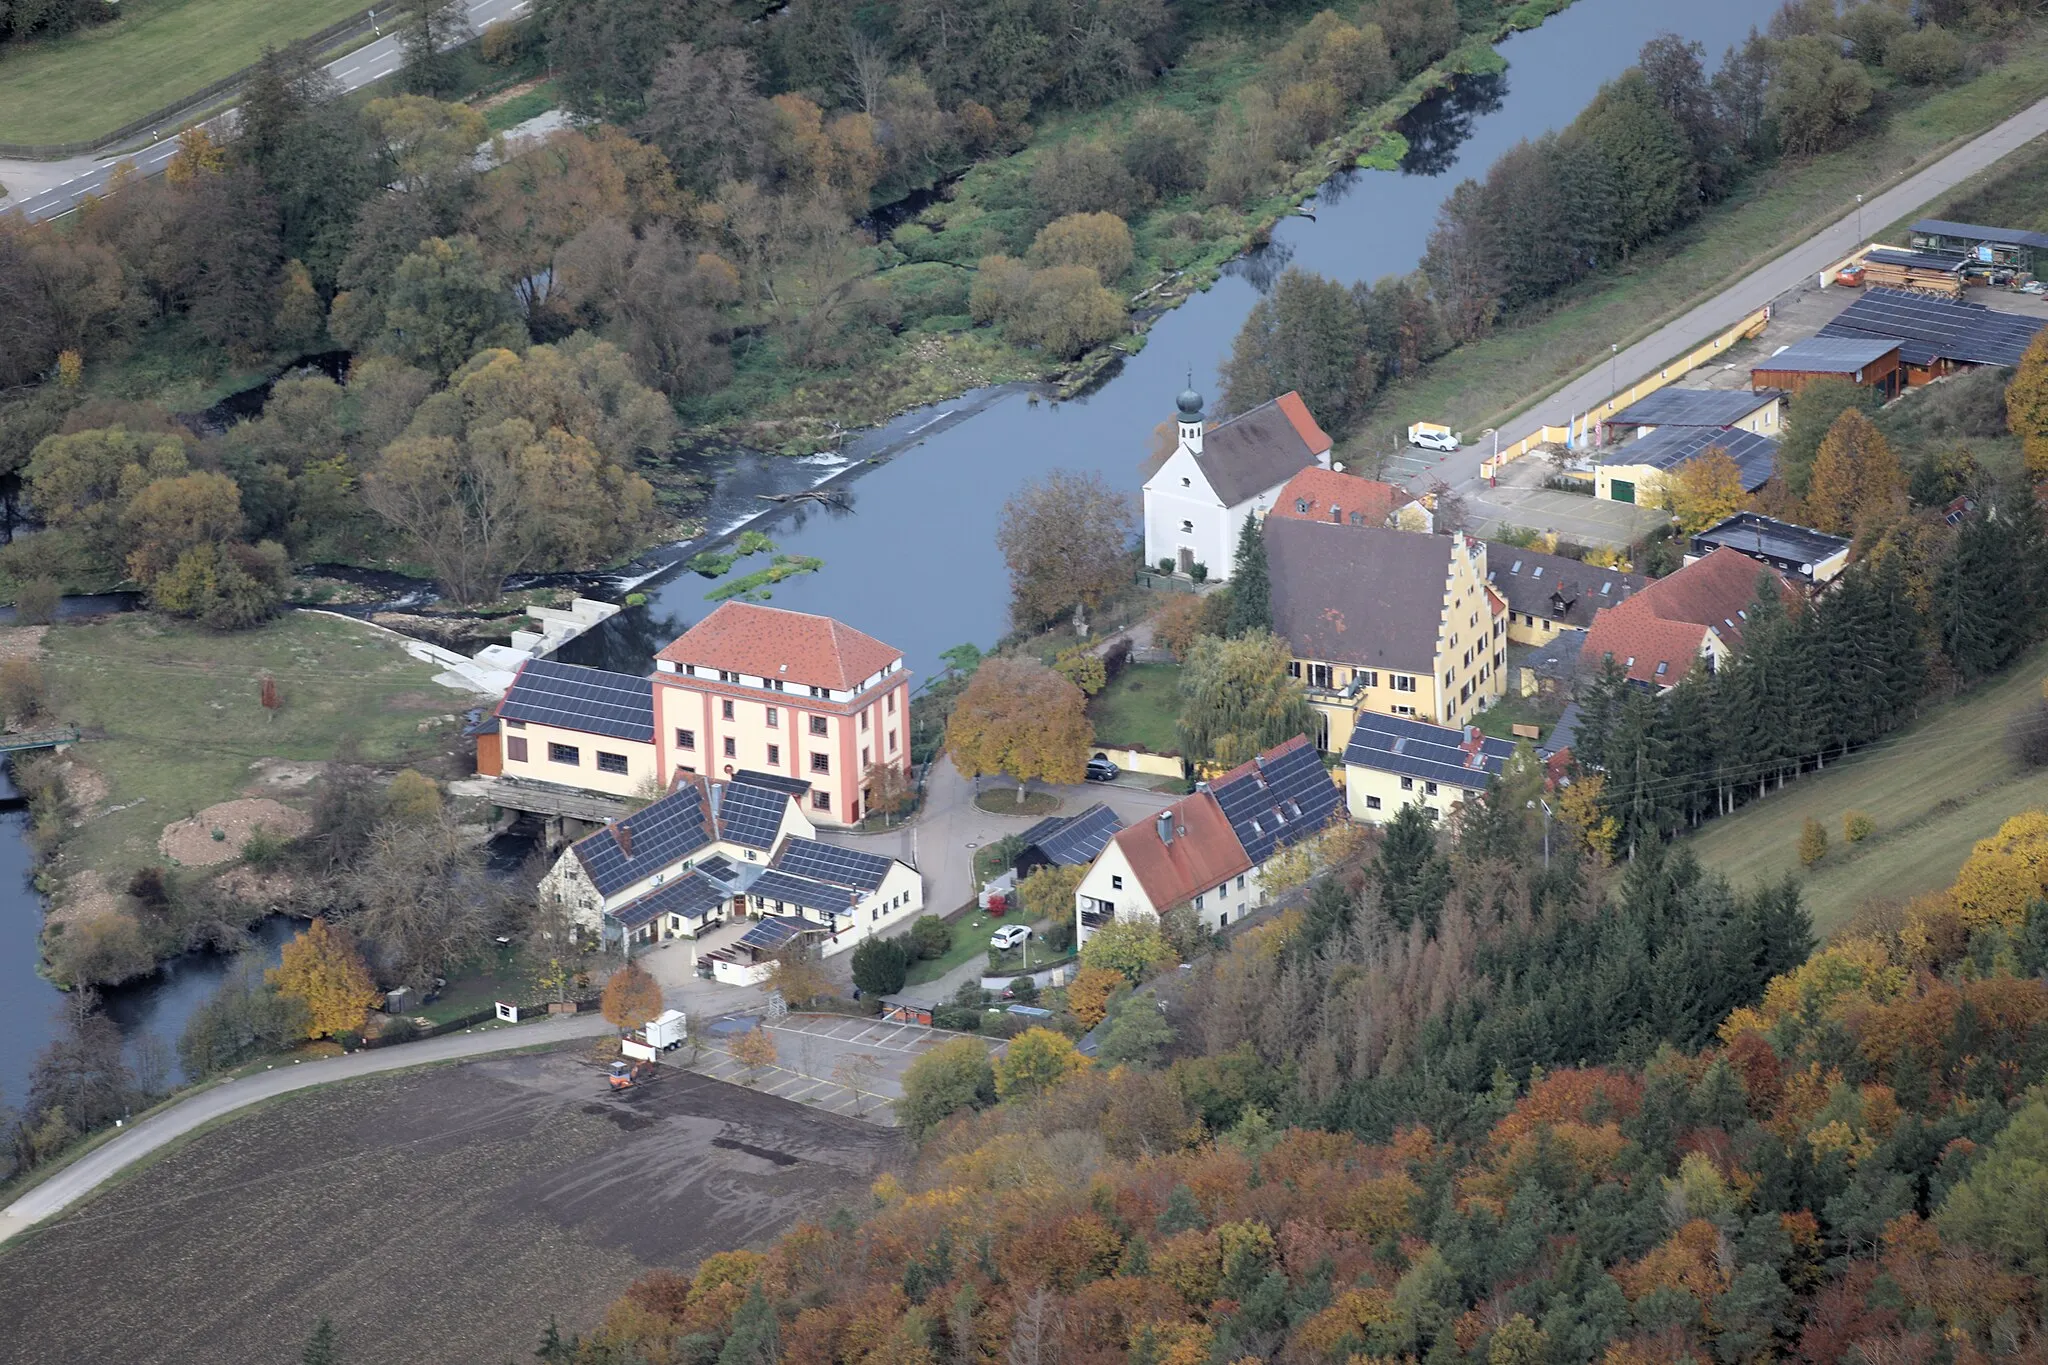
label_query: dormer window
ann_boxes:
[1329,505,1342,523]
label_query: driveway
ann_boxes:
[685,1012,1005,1125]
[1465,460,1668,546]
[0,1011,611,1244]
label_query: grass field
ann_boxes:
[904,909,1002,987]
[1685,643,2048,941]
[0,0,372,145]
[1090,663,1183,754]
[42,612,459,889]
[1344,34,2048,457]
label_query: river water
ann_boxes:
[565,0,1784,683]
[0,0,1783,1114]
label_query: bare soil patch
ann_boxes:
[159,798,311,866]
[246,758,326,791]
[0,1049,903,1365]
[44,869,120,928]
[0,624,48,662]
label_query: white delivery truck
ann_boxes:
[620,1008,688,1062]
[1407,421,1460,453]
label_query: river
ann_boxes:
[1,0,1783,1117]
[564,0,1784,683]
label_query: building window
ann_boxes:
[1394,705,1415,717]
[1365,794,1383,810]
[1287,660,1302,678]
[1236,874,1245,889]
[1357,670,1378,688]
[812,791,831,811]
[1391,675,1416,693]
[888,729,898,752]
[766,706,779,725]
[548,742,580,766]
[1195,894,1205,910]
[1111,875,1122,890]
[809,715,828,736]
[860,710,869,731]
[597,752,628,775]
[861,747,870,768]
[506,736,528,762]
[1400,776,1413,791]
[721,699,735,721]
[1307,663,1332,689]
[503,717,525,729]
[767,744,780,766]
[809,686,828,699]
[1425,781,1439,796]
[675,728,695,751]
[1180,519,1194,533]
[1296,498,1310,513]
[886,692,896,714]
[723,737,737,758]
[810,752,830,774]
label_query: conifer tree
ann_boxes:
[1376,803,1451,931]
[302,1319,340,1365]
[1224,512,1272,638]
[1600,684,1675,857]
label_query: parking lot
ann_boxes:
[687,1013,1005,1125]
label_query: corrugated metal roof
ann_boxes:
[1912,217,2048,251]
[1756,336,1900,373]
[1691,512,1849,568]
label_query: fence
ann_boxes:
[1478,305,1774,480]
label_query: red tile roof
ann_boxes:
[1580,547,1797,684]
[1274,392,1334,456]
[1267,467,1403,528]
[1110,790,1252,911]
[656,603,903,693]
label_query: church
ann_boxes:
[1140,384,1333,581]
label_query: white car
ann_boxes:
[1410,428,1459,453]
[990,925,1031,951]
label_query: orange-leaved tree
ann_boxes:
[945,656,1091,802]
[270,917,381,1039]
[1805,408,1903,535]
[600,959,664,1031]
[2006,330,2048,478]
[1950,810,2048,930]
[1067,965,1126,1029]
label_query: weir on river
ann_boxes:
[0,0,1786,1109]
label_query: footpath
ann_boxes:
[0,1012,609,1246]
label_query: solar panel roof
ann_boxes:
[716,778,791,851]
[1912,218,2048,252]
[748,871,859,914]
[572,783,712,897]
[1819,287,2046,367]
[1609,387,1783,428]
[1344,712,1516,788]
[1210,738,1343,866]
[732,769,812,799]
[736,915,819,952]
[1756,336,1900,373]
[771,836,892,892]
[611,870,732,929]
[1025,803,1122,867]
[1616,426,1779,491]
[497,659,655,743]
[1863,246,1966,272]
[696,852,738,881]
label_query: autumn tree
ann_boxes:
[1806,408,1904,535]
[346,812,498,990]
[729,1026,779,1084]
[600,959,664,1031]
[1079,919,1170,982]
[1797,816,1827,869]
[1176,630,1315,769]
[766,943,832,1007]
[1019,863,1087,925]
[1051,645,1106,696]
[2006,330,2048,478]
[0,659,48,726]
[396,0,469,96]
[384,769,442,824]
[896,1036,997,1136]
[945,657,1092,801]
[1068,965,1125,1029]
[862,758,914,825]
[373,235,526,377]
[996,469,1136,632]
[1950,810,2048,930]
[1028,212,1134,285]
[994,1026,1088,1099]
[1665,447,1746,535]
[269,918,381,1039]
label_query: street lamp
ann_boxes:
[1856,193,1864,241]
[1609,343,1618,400]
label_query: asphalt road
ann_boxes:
[0,1010,608,1244]
[0,0,530,223]
[1408,92,2048,499]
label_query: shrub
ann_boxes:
[851,935,911,996]
[896,1035,996,1135]
[13,577,61,625]
[0,657,47,725]
[1798,817,1828,869]
[2007,701,2048,769]
[932,1005,983,1032]
[1190,562,1208,583]
[1008,975,1040,1004]
[381,1016,422,1044]
[1157,558,1175,575]
[1886,25,1963,84]
[908,914,953,961]
[1844,810,1875,844]
[1028,212,1135,285]
[334,1030,363,1051]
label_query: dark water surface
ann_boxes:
[564,0,1783,683]
[3,0,1784,1110]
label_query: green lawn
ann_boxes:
[1090,663,1183,755]
[904,910,1001,987]
[1685,641,2048,941]
[482,83,556,134]
[42,611,456,888]
[0,0,373,145]
[1474,690,1553,743]
[1343,34,2048,456]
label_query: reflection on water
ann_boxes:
[1399,71,1510,177]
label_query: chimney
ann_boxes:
[1194,780,1209,793]
[1157,811,1174,846]
[617,821,634,857]
[709,782,723,825]
[1462,726,1486,769]
[1253,753,1266,770]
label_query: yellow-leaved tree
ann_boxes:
[1804,408,1904,535]
[945,656,1092,802]
[270,918,381,1039]
[1951,810,2048,929]
[2006,330,2048,478]
[993,1026,1088,1099]
[1664,446,1746,536]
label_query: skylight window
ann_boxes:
[1531,566,1543,578]
[1655,661,1669,676]
[1510,560,1522,574]
[1600,582,1612,595]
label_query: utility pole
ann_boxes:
[1856,192,1864,241]
[1609,343,1619,401]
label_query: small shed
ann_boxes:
[1909,218,2048,275]
[473,716,503,777]
[878,995,935,1026]
[1751,337,1903,399]
[1688,512,1851,585]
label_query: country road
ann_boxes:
[0,0,530,223]
[0,1011,608,1245]
[1394,93,2048,499]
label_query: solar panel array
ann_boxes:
[1211,741,1343,866]
[1030,803,1123,867]
[612,870,731,929]
[1820,287,2046,367]
[1621,426,1778,491]
[497,659,656,742]
[1344,712,1516,788]
[717,778,792,850]
[1610,387,1783,428]
[573,784,711,896]
[772,836,891,892]
[737,915,817,953]
[748,870,858,914]
[733,769,812,799]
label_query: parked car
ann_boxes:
[1085,755,1119,782]
[990,924,1031,951]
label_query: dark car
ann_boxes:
[1085,755,1119,782]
